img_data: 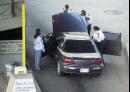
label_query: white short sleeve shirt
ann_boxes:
[92,30,105,42]
[33,36,45,52]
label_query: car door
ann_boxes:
[42,33,64,57]
[42,33,54,57]
[100,32,122,56]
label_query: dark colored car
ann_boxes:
[53,32,104,76]
[43,12,89,56]
[43,12,122,76]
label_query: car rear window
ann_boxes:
[63,40,96,53]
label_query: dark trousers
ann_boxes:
[87,24,91,35]
[95,40,106,55]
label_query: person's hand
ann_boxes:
[42,49,45,53]
[85,17,90,20]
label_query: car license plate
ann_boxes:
[93,67,101,70]
[80,68,89,73]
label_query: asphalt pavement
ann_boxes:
[29,54,129,92]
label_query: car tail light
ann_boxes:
[64,58,74,64]
[95,58,103,65]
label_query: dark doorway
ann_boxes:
[0,27,22,40]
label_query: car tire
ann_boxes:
[57,62,64,76]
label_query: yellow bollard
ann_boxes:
[22,4,26,66]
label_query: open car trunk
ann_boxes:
[52,12,88,33]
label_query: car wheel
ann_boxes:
[57,62,64,76]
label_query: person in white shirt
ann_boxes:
[80,10,92,34]
[91,26,106,54]
[80,10,88,30]
[86,13,92,35]
[92,26,105,42]
[33,29,45,70]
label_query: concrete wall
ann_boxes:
[0,0,22,31]
[0,54,22,71]
[0,40,22,72]
[0,0,22,71]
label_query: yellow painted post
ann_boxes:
[22,4,26,66]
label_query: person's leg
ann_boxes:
[35,50,42,70]
[99,43,103,57]
[38,50,42,69]
[35,50,38,69]
[95,41,103,56]
[87,24,91,35]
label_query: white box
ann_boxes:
[14,66,27,75]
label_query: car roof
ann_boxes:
[52,12,88,33]
[62,32,91,40]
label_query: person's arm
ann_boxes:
[93,32,97,40]
[100,31,105,41]
[87,14,92,24]
[86,16,90,20]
